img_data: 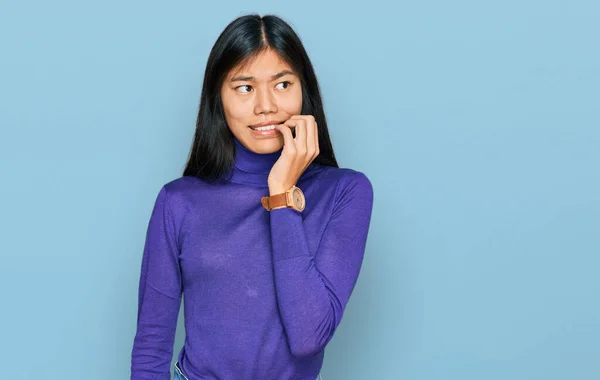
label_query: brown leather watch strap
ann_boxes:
[261,192,288,211]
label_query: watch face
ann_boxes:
[292,187,305,211]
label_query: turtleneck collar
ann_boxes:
[225,135,318,188]
[223,135,282,187]
[234,135,282,174]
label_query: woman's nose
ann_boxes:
[254,88,277,114]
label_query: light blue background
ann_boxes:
[1,1,598,379]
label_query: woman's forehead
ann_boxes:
[228,49,295,80]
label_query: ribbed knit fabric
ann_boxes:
[131,136,374,380]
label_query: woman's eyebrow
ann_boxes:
[231,70,294,82]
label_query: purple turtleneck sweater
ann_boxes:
[130,136,374,380]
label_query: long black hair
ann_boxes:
[182,13,339,182]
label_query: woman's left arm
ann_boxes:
[269,171,374,358]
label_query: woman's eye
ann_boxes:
[236,85,252,93]
[236,82,290,93]
[275,81,291,90]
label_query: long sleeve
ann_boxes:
[269,171,375,357]
[131,186,183,379]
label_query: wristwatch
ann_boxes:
[261,185,306,212]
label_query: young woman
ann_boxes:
[130,13,374,380]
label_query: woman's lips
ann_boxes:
[250,120,284,128]
[248,125,280,136]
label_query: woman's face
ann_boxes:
[221,48,303,154]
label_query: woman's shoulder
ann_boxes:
[310,164,374,200]
[156,175,204,200]
[311,163,372,187]
[152,176,214,218]
[162,175,207,192]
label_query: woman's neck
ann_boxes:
[225,135,317,188]
[225,135,282,187]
